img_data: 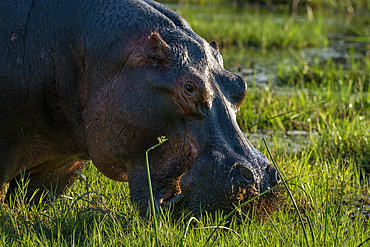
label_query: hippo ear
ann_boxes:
[146,33,170,63]
[210,40,219,52]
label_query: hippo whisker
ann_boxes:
[114,126,126,145]
[86,118,99,129]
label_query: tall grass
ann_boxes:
[145,136,168,247]
[238,50,370,167]
[176,6,330,51]
[1,153,369,245]
[161,0,370,12]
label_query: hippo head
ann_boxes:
[83,27,280,216]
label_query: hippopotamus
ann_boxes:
[0,0,280,216]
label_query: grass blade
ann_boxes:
[145,137,168,247]
[202,184,279,247]
[263,138,310,247]
[245,100,325,131]
[357,236,370,247]
[242,211,272,245]
[181,216,200,247]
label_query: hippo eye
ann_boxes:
[184,82,196,95]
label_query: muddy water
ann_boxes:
[229,39,367,86]
[247,130,317,154]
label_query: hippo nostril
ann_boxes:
[270,167,281,186]
[240,166,255,184]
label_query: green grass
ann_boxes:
[162,0,370,12]
[1,149,369,246]
[1,4,370,247]
[176,6,330,51]
[237,49,370,167]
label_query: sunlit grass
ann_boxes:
[237,49,370,167]
[162,0,370,12]
[1,153,369,246]
[176,6,330,51]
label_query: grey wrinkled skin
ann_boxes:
[0,0,280,216]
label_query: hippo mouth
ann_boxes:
[161,192,185,208]
[156,154,282,217]
[159,184,280,217]
[159,187,185,208]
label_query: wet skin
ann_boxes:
[0,0,280,216]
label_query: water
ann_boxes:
[247,130,316,154]
[232,44,366,87]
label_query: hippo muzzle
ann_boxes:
[178,148,281,216]
[165,97,281,216]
